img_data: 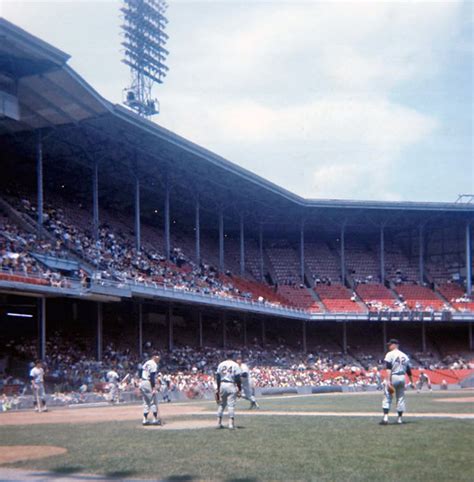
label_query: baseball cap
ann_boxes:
[387,339,399,346]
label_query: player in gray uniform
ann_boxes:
[30,360,47,412]
[236,355,259,409]
[381,339,415,425]
[216,352,242,430]
[139,353,162,426]
[106,369,120,404]
[417,369,432,393]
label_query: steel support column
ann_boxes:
[380,225,385,282]
[261,319,266,347]
[466,224,472,295]
[222,313,227,348]
[195,197,201,265]
[38,297,46,360]
[421,322,426,353]
[134,176,141,250]
[164,183,171,260]
[300,220,305,283]
[259,224,264,280]
[97,302,103,361]
[240,215,245,276]
[219,209,224,272]
[167,305,174,351]
[340,225,346,283]
[342,321,347,354]
[302,320,307,353]
[243,315,247,347]
[36,132,44,229]
[138,303,143,358]
[382,320,387,349]
[419,225,424,284]
[198,311,203,348]
[92,160,99,241]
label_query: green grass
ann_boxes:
[228,390,474,414]
[0,392,472,481]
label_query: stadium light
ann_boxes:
[121,0,170,117]
[6,313,33,318]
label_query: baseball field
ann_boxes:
[0,391,473,481]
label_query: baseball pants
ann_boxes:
[109,382,119,403]
[33,383,46,407]
[382,374,406,413]
[217,382,237,419]
[140,381,159,415]
[241,380,256,403]
[417,379,431,391]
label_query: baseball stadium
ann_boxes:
[0,6,473,482]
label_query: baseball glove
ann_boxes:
[215,390,220,404]
[387,384,395,395]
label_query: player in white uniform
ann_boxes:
[106,369,120,404]
[139,353,162,426]
[216,353,242,430]
[30,360,47,412]
[236,355,259,409]
[381,339,415,425]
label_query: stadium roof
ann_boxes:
[0,18,108,132]
[0,18,473,236]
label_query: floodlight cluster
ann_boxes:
[121,0,169,84]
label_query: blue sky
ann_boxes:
[2,0,473,202]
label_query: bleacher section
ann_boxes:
[381,241,419,283]
[355,284,397,311]
[266,244,301,284]
[305,242,341,284]
[276,285,320,312]
[314,284,365,313]
[243,239,265,281]
[344,239,380,284]
[438,283,474,312]
[394,284,446,310]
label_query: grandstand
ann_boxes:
[0,17,473,371]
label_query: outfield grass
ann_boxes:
[0,392,472,481]
[228,390,474,414]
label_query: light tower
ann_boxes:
[121,0,169,117]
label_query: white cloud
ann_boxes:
[158,0,464,200]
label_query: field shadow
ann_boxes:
[226,478,259,482]
[163,476,197,481]
[105,469,139,478]
[47,466,84,475]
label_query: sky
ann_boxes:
[2,0,473,202]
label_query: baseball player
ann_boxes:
[381,339,415,425]
[139,353,162,426]
[416,369,433,393]
[161,374,172,403]
[372,367,383,390]
[30,360,47,412]
[236,355,259,409]
[216,352,242,430]
[106,368,120,404]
